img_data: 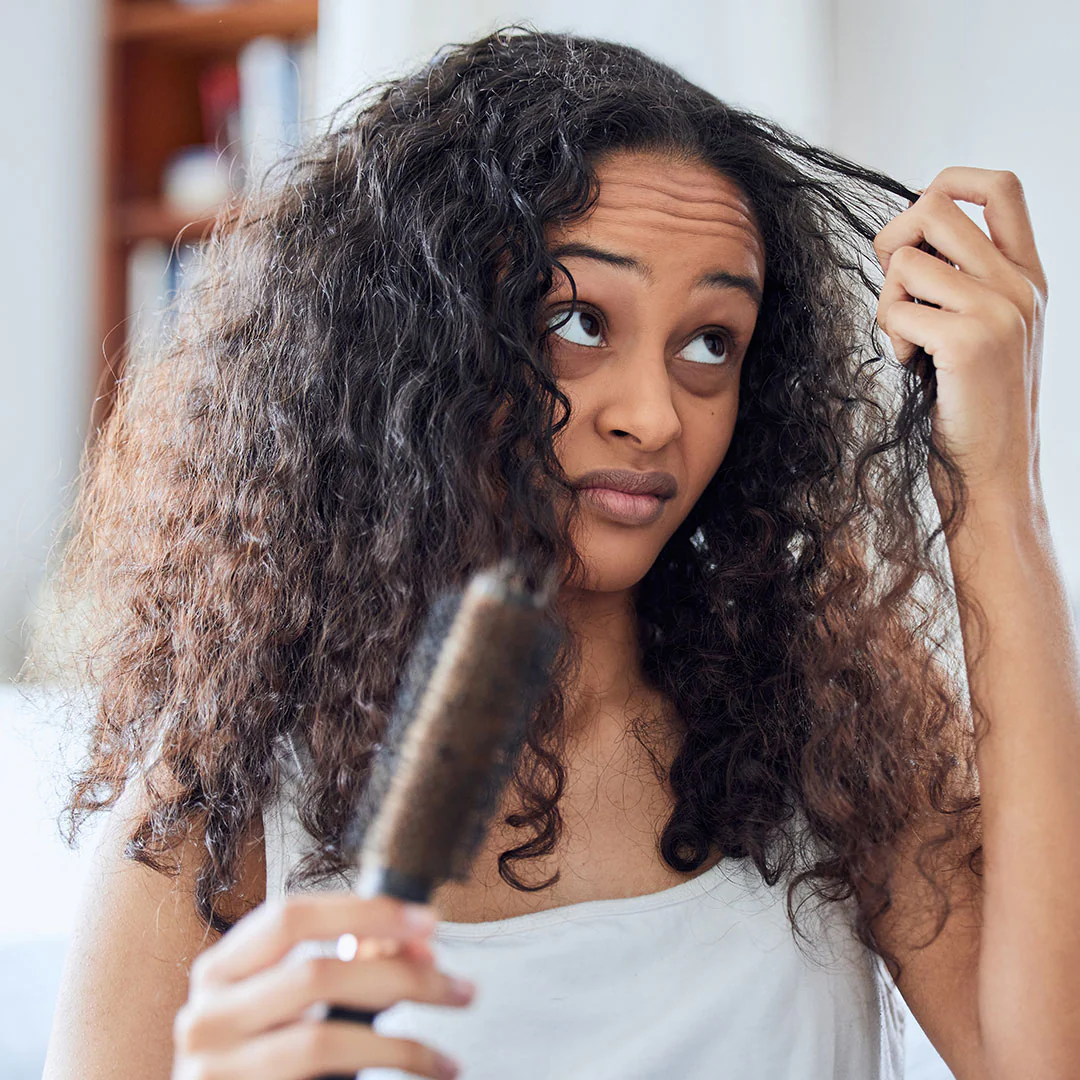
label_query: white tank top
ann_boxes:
[262,733,906,1079]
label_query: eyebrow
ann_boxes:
[548,241,763,306]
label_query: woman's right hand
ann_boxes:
[172,893,473,1080]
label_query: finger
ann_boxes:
[922,166,1042,277]
[880,299,966,364]
[205,1019,461,1080]
[877,244,1000,320]
[398,936,436,966]
[354,935,401,961]
[875,188,1004,280]
[191,894,438,988]
[177,953,472,1050]
[352,933,435,965]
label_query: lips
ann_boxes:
[571,468,678,526]
[571,469,678,500]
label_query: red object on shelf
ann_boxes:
[198,59,241,151]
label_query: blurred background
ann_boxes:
[2,1,1077,1076]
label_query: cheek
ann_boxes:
[684,405,737,494]
[549,376,588,449]
[548,342,592,381]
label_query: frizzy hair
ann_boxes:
[33,27,984,981]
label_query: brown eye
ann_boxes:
[680,330,732,366]
[546,309,604,347]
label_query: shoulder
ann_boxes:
[43,769,267,1079]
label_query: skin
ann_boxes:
[545,149,765,749]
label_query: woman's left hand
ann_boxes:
[873,166,1048,507]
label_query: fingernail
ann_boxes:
[434,1051,461,1079]
[403,903,438,932]
[449,975,476,1003]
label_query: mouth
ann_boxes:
[571,468,678,526]
[579,487,667,525]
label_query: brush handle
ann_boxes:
[318,867,433,1080]
[317,1005,378,1080]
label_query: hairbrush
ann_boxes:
[317,558,562,1079]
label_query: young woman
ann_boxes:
[40,28,1075,1080]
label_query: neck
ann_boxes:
[557,583,682,777]
[557,584,663,743]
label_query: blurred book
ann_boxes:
[125,240,208,359]
[238,31,319,190]
[125,238,170,356]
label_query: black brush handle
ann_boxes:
[317,1007,379,1079]
[318,868,432,1080]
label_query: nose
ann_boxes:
[595,346,682,451]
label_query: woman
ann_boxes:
[40,28,1074,1080]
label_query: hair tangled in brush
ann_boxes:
[33,27,983,980]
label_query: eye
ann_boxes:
[546,308,605,347]
[679,330,733,366]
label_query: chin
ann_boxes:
[571,530,666,593]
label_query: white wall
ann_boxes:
[317,0,833,144]
[829,0,1080,604]
[0,0,102,679]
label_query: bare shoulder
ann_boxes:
[42,774,267,1080]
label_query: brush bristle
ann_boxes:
[343,564,560,894]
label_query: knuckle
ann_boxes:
[379,893,414,923]
[173,1002,212,1051]
[297,955,336,996]
[276,895,315,941]
[890,244,918,271]
[188,951,217,988]
[922,187,952,211]
[295,1019,336,1061]
[995,169,1023,194]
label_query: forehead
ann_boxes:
[547,150,766,286]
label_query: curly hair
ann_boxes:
[31,27,983,982]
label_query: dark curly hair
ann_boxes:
[31,27,983,982]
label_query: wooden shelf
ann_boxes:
[114,198,221,242]
[95,0,319,432]
[110,1,317,49]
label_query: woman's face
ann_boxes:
[545,150,766,593]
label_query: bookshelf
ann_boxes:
[97,0,319,433]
